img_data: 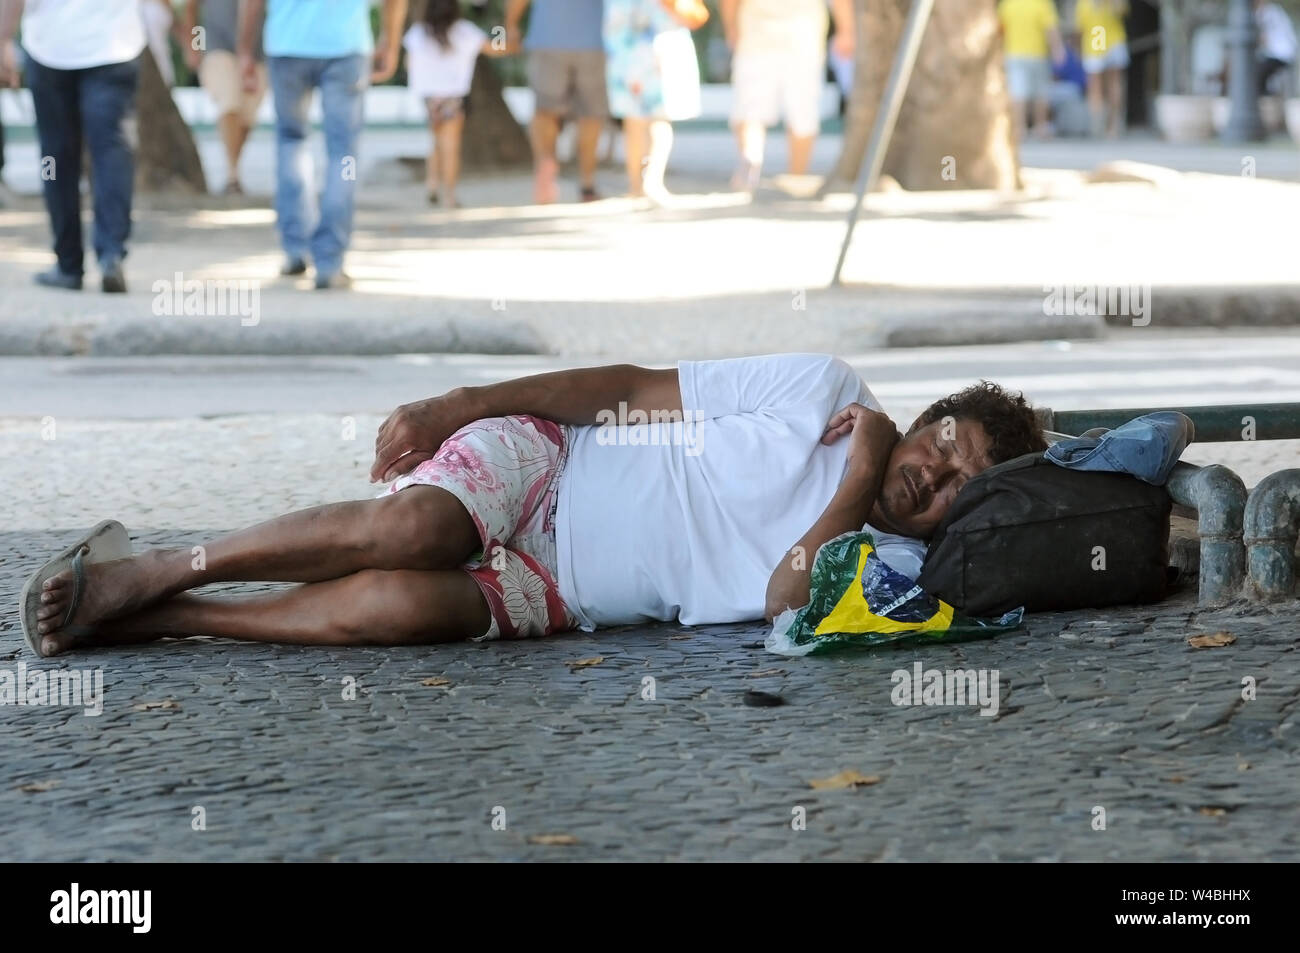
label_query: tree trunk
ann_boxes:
[461,55,533,170]
[830,0,1019,191]
[135,45,207,193]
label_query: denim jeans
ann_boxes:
[24,51,141,276]
[268,55,368,277]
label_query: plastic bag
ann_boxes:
[766,531,1023,656]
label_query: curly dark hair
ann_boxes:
[912,380,1047,464]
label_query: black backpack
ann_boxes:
[917,453,1172,616]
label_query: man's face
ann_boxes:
[870,416,995,539]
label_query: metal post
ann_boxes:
[1222,0,1264,141]
[1244,468,1300,600]
[830,0,937,286]
[1166,463,1248,606]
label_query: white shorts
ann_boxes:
[1004,55,1052,101]
[1082,41,1129,74]
[730,47,825,137]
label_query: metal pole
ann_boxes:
[830,0,937,287]
[1222,0,1264,141]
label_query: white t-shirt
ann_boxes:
[738,0,829,57]
[553,353,927,630]
[403,20,486,99]
[1257,4,1298,63]
[20,0,147,71]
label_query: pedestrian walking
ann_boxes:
[506,0,609,204]
[186,0,268,195]
[404,0,503,209]
[1255,0,1297,96]
[997,0,1066,141]
[0,0,145,292]
[1074,0,1129,138]
[239,0,408,290]
[603,0,706,203]
[722,0,853,191]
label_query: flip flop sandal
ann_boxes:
[19,519,132,658]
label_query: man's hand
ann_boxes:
[239,52,259,92]
[831,28,854,60]
[821,403,900,480]
[1,39,20,88]
[370,392,473,483]
[371,43,397,84]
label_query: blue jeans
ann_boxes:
[268,55,368,277]
[24,51,141,276]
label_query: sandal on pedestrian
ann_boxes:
[19,520,132,658]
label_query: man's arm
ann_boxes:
[720,0,740,48]
[0,0,25,89]
[829,0,854,59]
[371,0,408,83]
[504,0,530,52]
[764,404,898,622]
[370,364,683,482]
[237,0,264,90]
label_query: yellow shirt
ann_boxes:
[998,0,1059,59]
[1075,0,1127,56]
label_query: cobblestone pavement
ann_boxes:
[2,415,1298,861]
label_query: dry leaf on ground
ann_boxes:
[17,780,59,793]
[1187,631,1236,648]
[808,770,882,790]
[566,657,604,669]
[528,833,579,845]
[746,668,786,678]
[132,699,181,711]
[420,677,451,687]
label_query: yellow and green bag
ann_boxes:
[766,531,1023,656]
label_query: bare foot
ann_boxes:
[33,551,173,649]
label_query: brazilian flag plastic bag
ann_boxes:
[766,531,1023,656]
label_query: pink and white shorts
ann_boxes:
[384,415,579,641]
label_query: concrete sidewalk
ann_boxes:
[1,128,1298,357]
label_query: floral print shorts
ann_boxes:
[384,415,579,641]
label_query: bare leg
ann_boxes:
[531,110,560,203]
[39,568,492,656]
[34,487,480,637]
[425,107,440,198]
[218,112,251,189]
[642,119,674,202]
[786,131,815,176]
[1085,72,1104,136]
[732,120,765,190]
[1105,68,1125,138]
[576,116,603,192]
[622,116,649,196]
[1032,97,1053,138]
[436,113,464,208]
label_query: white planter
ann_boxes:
[1155,94,1214,142]
[1260,95,1285,133]
[1287,98,1300,144]
[1211,95,1286,136]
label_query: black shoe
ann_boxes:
[314,271,353,290]
[100,258,127,294]
[34,266,83,291]
[280,257,308,277]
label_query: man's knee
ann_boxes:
[372,487,476,569]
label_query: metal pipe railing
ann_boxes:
[1037,403,1300,443]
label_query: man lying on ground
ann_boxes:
[24,353,1047,656]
